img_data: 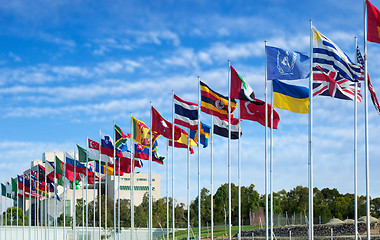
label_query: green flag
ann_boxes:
[77,145,88,163]
[56,156,64,176]
[115,124,129,148]
[11,178,17,193]
[1,183,6,197]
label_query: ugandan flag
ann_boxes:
[200,81,237,119]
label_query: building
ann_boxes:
[19,152,160,225]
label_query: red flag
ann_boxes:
[230,66,242,99]
[240,99,280,129]
[367,0,380,44]
[151,106,181,140]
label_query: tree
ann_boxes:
[3,207,27,225]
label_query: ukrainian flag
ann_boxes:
[273,79,309,114]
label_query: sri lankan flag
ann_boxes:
[200,81,237,119]
[132,116,160,148]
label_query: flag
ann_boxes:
[100,133,114,162]
[230,66,256,101]
[65,155,94,177]
[313,65,362,102]
[1,183,6,197]
[55,156,80,182]
[273,79,309,114]
[134,143,165,165]
[213,116,241,139]
[266,46,310,80]
[190,122,211,148]
[38,164,54,184]
[88,138,101,160]
[6,181,12,198]
[77,145,88,163]
[174,94,199,130]
[367,0,380,44]
[11,178,17,195]
[168,125,197,153]
[357,46,380,115]
[151,106,183,141]
[240,99,280,129]
[132,116,155,148]
[115,124,130,148]
[313,27,361,82]
[200,81,237,119]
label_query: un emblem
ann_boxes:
[277,50,296,76]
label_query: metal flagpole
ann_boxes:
[54,154,58,240]
[264,40,269,240]
[211,116,214,240]
[36,167,39,240]
[98,129,102,240]
[363,1,371,239]
[87,137,95,240]
[131,113,135,240]
[63,152,67,240]
[5,187,7,240]
[29,169,31,240]
[308,19,314,240]
[10,181,13,240]
[270,80,274,240]
[186,128,190,240]
[17,177,19,240]
[166,139,169,240]
[45,161,48,240]
[105,161,107,240]
[113,121,117,240]
[172,90,176,240]
[23,175,25,240]
[0,187,2,240]
[82,172,85,240]
[149,102,153,240]
[74,148,77,240]
[227,60,232,240]
[197,77,202,240]
[354,37,359,240]
[86,145,89,240]
[238,101,242,240]
[118,130,122,240]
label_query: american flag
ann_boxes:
[313,65,362,102]
[356,46,380,115]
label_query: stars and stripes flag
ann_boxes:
[356,46,380,115]
[313,27,361,82]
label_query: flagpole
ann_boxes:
[130,113,135,240]
[45,162,48,240]
[113,121,117,240]
[186,128,190,240]
[10,182,13,240]
[98,129,102,240]
[29,169,31,240]
[86,145,89,240]
[197,76,202,240]
[23,175,25,240]
[74,147,77,240]
[118,129,122,240]
[270,80,274,240]
[238,101,242,240]
[63,152,67,240]
[149,102,153,240]
[264,40,269,240]
[172,90,176,240]
[166,139,169,240]
[364,1,371,238]
[87,138,95,240]
[16,178,19,240]
[82,163,85,240]
[354,37,359,240]
[308,19,314,240]
[54,154,58,240]
[227,60,232,240]
[211,116,214,240]
[36,169,39,240]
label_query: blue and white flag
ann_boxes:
[313,27,361,82]
[174,94,199,130]
[266,46,310,80]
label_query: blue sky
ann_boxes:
[1,0,380,204]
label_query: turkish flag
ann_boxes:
[240,99,280,129]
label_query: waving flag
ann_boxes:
[313,27,361,82]
[190,122,211,148]
[230,66,256,101]
[313,65,362,102]
[357,46,380,115]
[132,116,157,148]
[240,99,280,129]
[200,81,237,119]
[152,106,182,140]
[273,79,309,114]
[88,138,100,160]
[115,124,130,148]
[174,94,199,130]
[134,143,164,165]
[213,116,241,139]
[266,46,310,80]
[101,133,114,159]
[367,0,380,44]
[168,125,197,153]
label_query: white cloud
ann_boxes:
[8,52,21,62]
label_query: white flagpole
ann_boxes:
[197,77,202,240]
[10,182,13,240]
[45,163,48,240]
[0,188,2,240]
[363,1,371,239]
[238,102,242,240]
[172,90,176,240]
[264,40,269,240]
[270,80,274,240]
[54,154,58,240]
[118,131,122,240]
[63,152,67,240]
[186,128,190,240]
[130,113,135,240]
[82,172,85,240]
[35,172,38,240]
[74,147,77,240]
[308,19,314,240]
[211,116,214,240]
[86,146,89,240]
[16,178,19,239]
[227,60,232,240]
[87,137,95,240]
[29,169,31,240]
[149,102,153,240]
[23,175,25,240]
[166,139,169,240]
[113,121,117,240]
[98,129,102,240]
[354,37,359,240]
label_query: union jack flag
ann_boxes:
[356,46,380,115]
[313,65,362,102]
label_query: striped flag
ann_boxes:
[213,116,241,140]
[313,27,361,82]
[174,94,199,130]
[356,46,380,115]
